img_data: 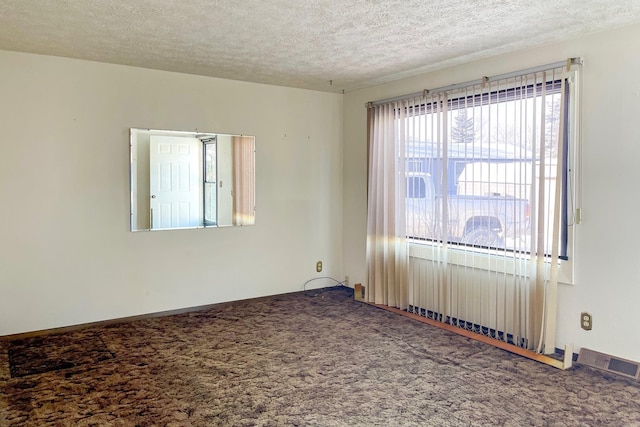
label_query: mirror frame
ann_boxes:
[130,128,255,231]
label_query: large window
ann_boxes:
[401,66,577,259]
[366,61,581,351]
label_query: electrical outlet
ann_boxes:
[316,260,322,272]
[344,276,349,286]
[581,312,592,331]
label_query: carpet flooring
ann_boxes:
[1,287,639,426]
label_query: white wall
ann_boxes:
[343,23,640,361]
[0,50,343,335]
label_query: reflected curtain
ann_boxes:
[232,136,255,225]
[366,101,410,308]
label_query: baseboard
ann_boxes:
[0,302,226,342]
[1,286,349,342]
[368,302,573,370]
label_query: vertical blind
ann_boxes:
[366,60,580,353]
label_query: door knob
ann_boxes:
[151,195,156,198]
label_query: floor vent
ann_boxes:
[577,348,640,380]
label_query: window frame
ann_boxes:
[403,68,580,285]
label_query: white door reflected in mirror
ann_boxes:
[130,128,255,231]
[149,136,201,229]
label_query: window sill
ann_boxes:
[408,240,575,286]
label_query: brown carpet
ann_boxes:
[1,287,639,426]
[8,332,114,378]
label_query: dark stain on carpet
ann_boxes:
[8,331,114,378]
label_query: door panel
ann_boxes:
[150,136,201,229]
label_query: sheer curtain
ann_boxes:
[232,136,255,226]
[365,101,410,308]
[368,61,577,354]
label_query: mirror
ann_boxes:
[130,128,255,231]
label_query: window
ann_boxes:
[366,60,581,349]
[203,138,218,226]
[407,159,424,172]
[400,64,578,259]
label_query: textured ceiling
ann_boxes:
[1,1,640,93]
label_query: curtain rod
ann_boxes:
[367,57,583,108]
